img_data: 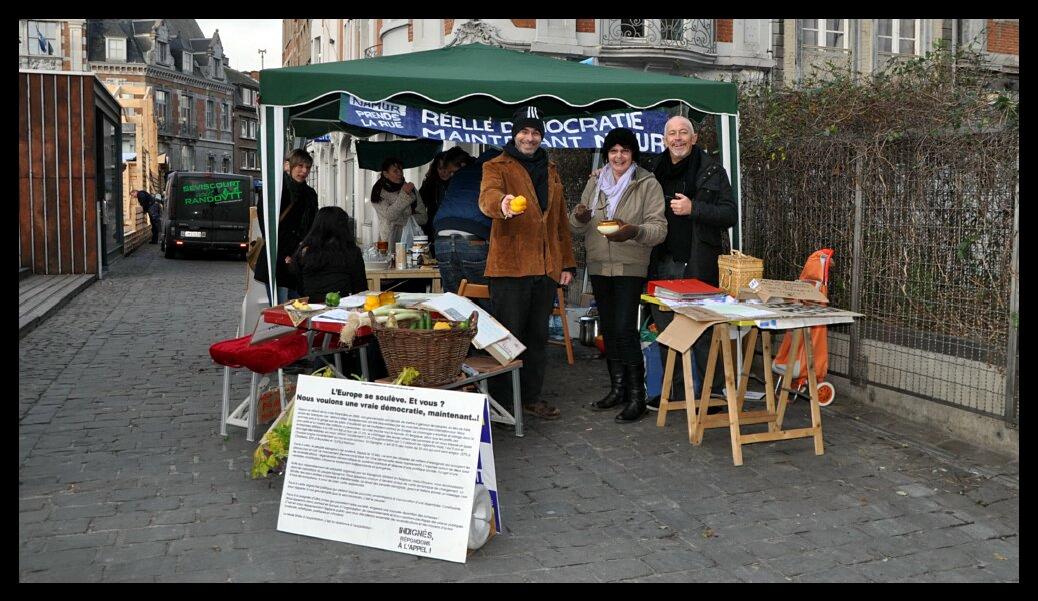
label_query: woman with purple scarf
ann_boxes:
[569,128,667,423]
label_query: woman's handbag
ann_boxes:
[246,237,264,271]
[247,198,298,272]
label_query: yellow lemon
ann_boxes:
[510,195,527,213]
[433,321,452,331]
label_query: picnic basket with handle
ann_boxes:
[718,250,764,297]
[370,310,479,387]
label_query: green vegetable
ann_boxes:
[393,366,421,386]
[458,318,470,331]
[421,312,431,330]
[324,291,341,307]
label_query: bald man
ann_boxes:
[647,115,738,410]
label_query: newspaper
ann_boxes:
[311,308,353,324]
[418,292,510,348]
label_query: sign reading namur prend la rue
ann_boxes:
[277,376,491,563]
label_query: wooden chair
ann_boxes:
[457,278,574,365]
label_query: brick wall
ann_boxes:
[512,19,536,29]
[576,19,595,33]
[717,19,733,43]
[987,19,1018,55]
[445,19,454,35]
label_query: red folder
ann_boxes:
[647,278,723,297]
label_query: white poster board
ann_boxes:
[277,376,491,563]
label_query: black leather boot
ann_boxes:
[615,363,647,423]
[590,359,626,411]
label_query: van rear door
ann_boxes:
[208,176,251,245]
[173,175,213,241]
[175,174,250,245]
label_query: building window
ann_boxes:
[660,19,683,42]
[106,37,127,62]
[241,87,259,107]
[155,90,169,123]
[21,20,59,56]
[223,156,231,173]
[181,146,195,171]
[313,36,322,64]
[620,19,645,38]
[179,93,193,124]
[207,155,216,173]
[221,102,230,130]
[877,19,920,55]
[182,52,193,74]
[240,119,257,140]
[802,19,849,49]
[206,99,215,129]
[241,149,258,170]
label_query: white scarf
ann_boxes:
[595,164,636,219]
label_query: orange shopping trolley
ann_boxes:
[772,249,836,406]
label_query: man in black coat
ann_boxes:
[647,115,738,410]
[132,189,163,244]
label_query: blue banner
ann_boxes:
[341,94,668,153]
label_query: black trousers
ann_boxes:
[487,275,556,406]
[150,219,160,243]
[650,255,723,399]
[590,275,646,364]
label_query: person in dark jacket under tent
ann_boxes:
[289,206,368,301]
[646,115,738,411]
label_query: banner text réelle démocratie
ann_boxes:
[341,94,667,153]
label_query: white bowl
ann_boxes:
[597,223,620,235]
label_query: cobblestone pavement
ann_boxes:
[19,246,1019,582]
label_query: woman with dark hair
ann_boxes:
[370,157,427,247]
[569,127,667,423]
[290,206,368,300]
[419,147,472,254]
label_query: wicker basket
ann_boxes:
[371,311,479,387]
[718,250,764,297]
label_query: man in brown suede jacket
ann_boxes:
[478,105,577,420]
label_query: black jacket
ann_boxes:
[254,174,318,291]
[650,146,737,286]
[291,244,368,300]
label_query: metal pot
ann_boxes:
[578,315,600,347]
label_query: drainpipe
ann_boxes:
[951,19,958,86]
[853,19,860,80]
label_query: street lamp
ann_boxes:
[258,48,266,70]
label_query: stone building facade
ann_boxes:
[226,68,260,178]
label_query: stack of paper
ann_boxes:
[648,278,726,302]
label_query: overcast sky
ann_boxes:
[196,19,282,73]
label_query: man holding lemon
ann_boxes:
[478,105,577,420]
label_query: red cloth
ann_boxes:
[209,331,309,373]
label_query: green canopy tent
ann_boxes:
[258,43,741,304]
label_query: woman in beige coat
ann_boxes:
[570,128,667,423]
[371,157,428,248]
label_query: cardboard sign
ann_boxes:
[277,376,492,563]
[655,311,728,353]
[745,279,829,303]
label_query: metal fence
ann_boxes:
[741,131,1019,424]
